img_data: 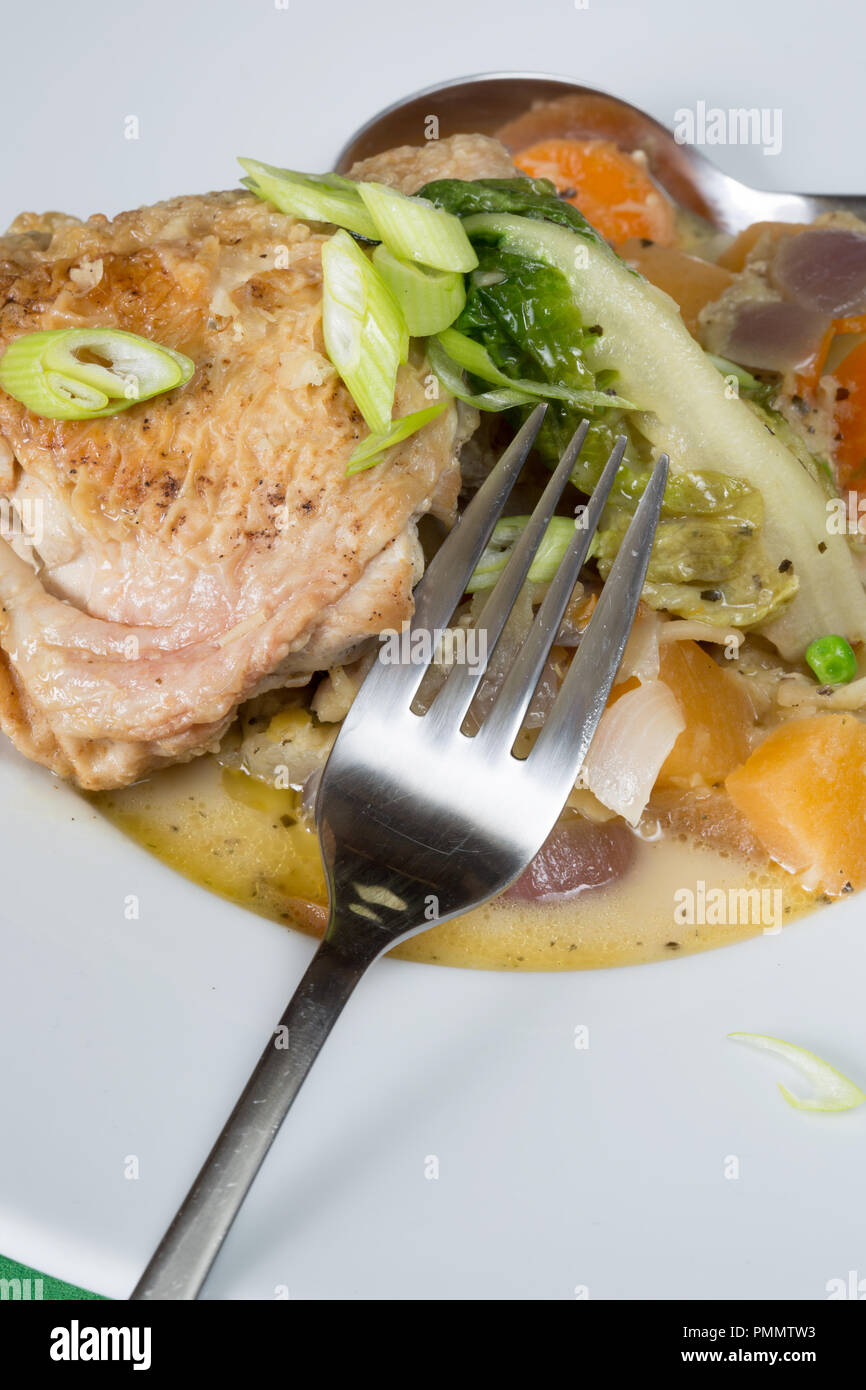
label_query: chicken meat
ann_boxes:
[0,133,514,788]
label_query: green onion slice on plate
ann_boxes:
[346,401,448,474]
[371,246,466,338]
[238,159,380,241]
[321,229,408,436]
[729,1032,866,1112]
[357,182,478,273]
[0,328,194,421]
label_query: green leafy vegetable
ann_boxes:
[417,177,866,657]
[239,159,379,239]
[729,1033,866,1112]
[0,328,194,421]
[435,327,631,412]
[346,402,448,473]
[468,515,578,592]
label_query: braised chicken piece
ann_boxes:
[0,134,514,788]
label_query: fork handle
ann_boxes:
[129,934,373,1300]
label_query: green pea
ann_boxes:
[805,634,858,685]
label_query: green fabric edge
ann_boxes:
[0,1253,107,1300]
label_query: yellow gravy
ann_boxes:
[93,756,819,971]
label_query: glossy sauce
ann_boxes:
[94,756,817,970]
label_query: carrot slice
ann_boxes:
[514,138,677,246]
[726,714,866,894]
[617,238,734,335]
[833,339,866,489]
[656,640,754,787]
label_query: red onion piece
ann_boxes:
[723,300,830,372]
[502,816,636,904]
[770,228,866,317]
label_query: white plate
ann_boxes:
[2,0,865,1302]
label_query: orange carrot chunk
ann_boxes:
[833,339,866,490]
[656,640,754,787]
[726,714,866,894]
[514,138,678,246]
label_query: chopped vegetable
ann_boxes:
[716,221,807,273]
[619,239,735,337]
[706,353,775,404]
[729,1033,865,1112]
[426,335,536,412]
[582,679,685,825]
[356,182,478,272]
[513,138,678,246]
[467,515,578,592]
[0,327,194,421]
[420,177,866,657]
[656,640,755,786]
[320,229,407,435]
[238,159,379,239]
[436,326,632,412]
[805,634,858,685]
[726,714,866,894]
[346,401,448,473]
[833,338,866,489]
[371,246,465,336]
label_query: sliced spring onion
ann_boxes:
[729,1033,866,1112]
[0,328,194,421]
[371,246,465,337]
[706,353,767,392]
[468,515,579,593]
[238,159,380,240]
[805,633,858,685]
[346,401,448,474]
[426,335,540,413]
[357,182,478,273]
[436,328,634,412]
[321,229,407,435]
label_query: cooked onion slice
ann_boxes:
[729,1033,866,1112]
[581,679,684,825]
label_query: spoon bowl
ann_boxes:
[334,71,866,233]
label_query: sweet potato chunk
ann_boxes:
[657,640,754,787]
[726,714,866,894]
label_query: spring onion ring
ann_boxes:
[239,159,379,240]
[0,328,194,421]
[729,1032,866,1112]
[321,229,408,436]
[357,182,478,273]
[371,246,465,337]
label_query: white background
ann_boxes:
[1,0,865,1303]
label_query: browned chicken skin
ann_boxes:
[0,134,514,788]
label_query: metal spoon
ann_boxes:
[334,71,866,233]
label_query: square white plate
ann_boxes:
[1,0,864,1301]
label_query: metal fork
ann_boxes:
[130,404,668,1300]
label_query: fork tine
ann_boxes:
[342,402,547,713]
[411,403,547,635]
[528,452,669,793]
[475,433,629,753]
[424,419,590,732]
